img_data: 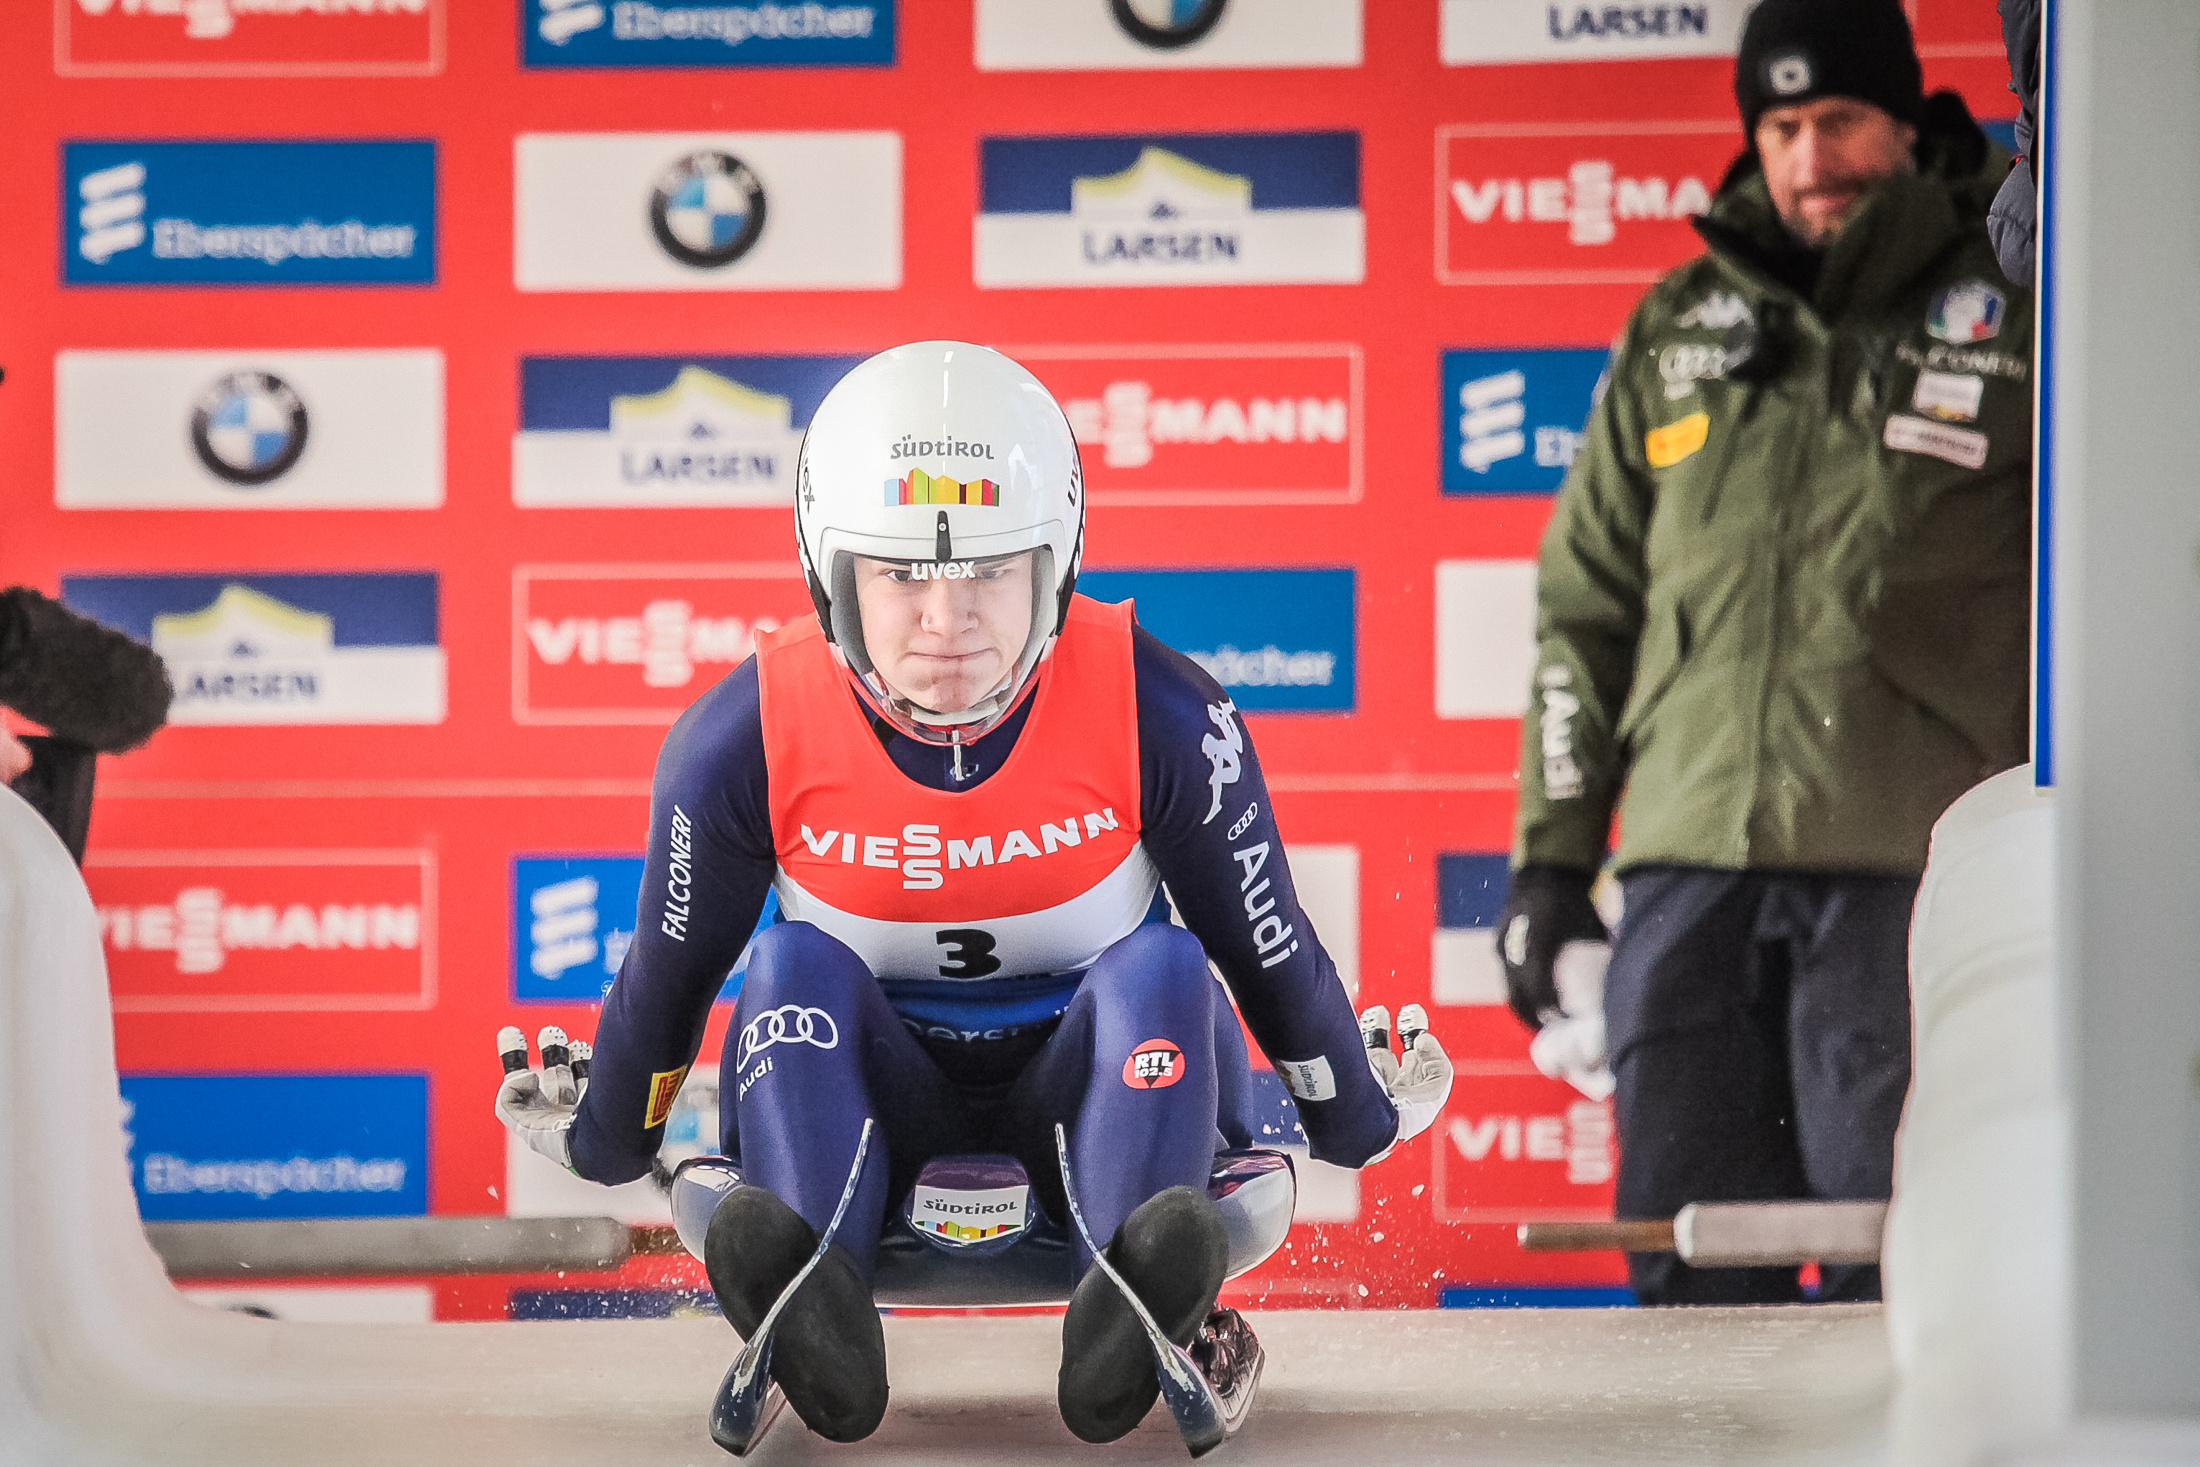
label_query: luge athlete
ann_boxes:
[494,343,1452,1449]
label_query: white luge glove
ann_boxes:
[1526,941,1616,1101]
[1359,1003,1454,1156]
[495,1025,588,1173]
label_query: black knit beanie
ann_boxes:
[1735,0,1925,137]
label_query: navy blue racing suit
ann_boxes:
[568,624,1397,1274]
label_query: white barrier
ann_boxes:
[1885,766,2071,1465]
[0,781,1917,1464]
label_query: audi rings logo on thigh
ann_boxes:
[738,1005,841,1067]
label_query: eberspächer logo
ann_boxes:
[512,855,774,1001]
[64,140,437,286]
[1440,347,1607,494]
[190,371,309,487]
[525,0,894,67]
[1077,566,1355,712]
[649,151,767,268]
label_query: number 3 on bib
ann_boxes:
[934,929,1002,978]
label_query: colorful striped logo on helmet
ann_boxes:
[887,468,1000,506]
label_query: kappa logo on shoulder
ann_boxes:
[1200,698,1243,825]
[1674,291,1751,331]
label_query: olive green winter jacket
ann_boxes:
[1512,116,2033,878]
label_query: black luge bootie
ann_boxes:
[705,1185,888,1443]
[1056,1185,1228,1444]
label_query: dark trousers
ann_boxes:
[1605,867,1918,1305]
[721,920,1254,1281]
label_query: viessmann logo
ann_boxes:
[85,851,434,1013]
[61,0,441,77]
[1436,123,1739,285]
[1430,1073,1617,1224]
[792,809,1127,892]
[513,564,817,724]
[1016,345,1361,505]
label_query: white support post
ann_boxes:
[2052,0,2200,1421]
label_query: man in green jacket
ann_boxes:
[1497,0,2033,1305]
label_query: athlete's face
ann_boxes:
[1756,96,1916,247]
[854,551,1035,715]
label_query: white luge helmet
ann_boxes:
[795,342,1086,744]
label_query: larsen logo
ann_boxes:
[649,151,767,268]
[1437,123,1739,286]
[977,131,1363,288]
[189,370,309,487]
[1111,0,1227,49]
[1441,0,1750,66]
[515,354,857,508]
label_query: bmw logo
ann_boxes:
[1111,0,1228,49]
[649,151,768,269]
[189,370,308,487]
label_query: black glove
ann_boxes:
[0,587,172,753]
[1496,865,1606,1031]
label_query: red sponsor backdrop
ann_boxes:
[3,2,2009,1313]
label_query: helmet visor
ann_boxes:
[840,548,1047,721]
